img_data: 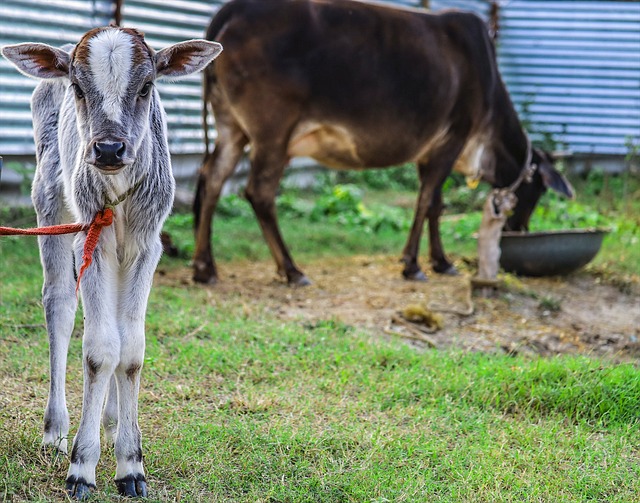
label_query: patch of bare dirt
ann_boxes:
[157,255,640,360]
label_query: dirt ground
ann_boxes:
[158,255,640,361]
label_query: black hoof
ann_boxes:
[289,274,312,287]
[193,262,218,284]
[438,265,459,276]
[403,270,428,282]
[66,476,96,500]
[116,474,148,498]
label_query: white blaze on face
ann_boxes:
[88,29,133,124]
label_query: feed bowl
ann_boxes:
[499,229,608,277]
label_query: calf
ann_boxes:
[2,28,221,498]
[193,0,573,286]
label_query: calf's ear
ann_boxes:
[156,40,222,79]
[1,43,70,79]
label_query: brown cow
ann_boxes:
[193,0,573,285]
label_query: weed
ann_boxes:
[538,295,562,313]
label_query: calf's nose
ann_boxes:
[94,141,126,166]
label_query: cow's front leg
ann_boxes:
[66,242,119,499]
[113,241,162,498]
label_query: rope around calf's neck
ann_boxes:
[0,179,143,294]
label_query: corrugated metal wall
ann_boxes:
[119,0,224,154]
[0,0,113,155]
[0,0,224,157]
[1,0,638,160]
[497,1,640,156]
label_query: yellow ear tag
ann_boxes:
[466,176,480,189]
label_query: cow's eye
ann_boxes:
[139,82,153,97]
[71,83,84,99]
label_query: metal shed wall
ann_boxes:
[1,0,638,161]
[497,1,640,156]
[0,0,113,156]
[119,0,224,155]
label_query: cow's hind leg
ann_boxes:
[245,144,309,286]
[402,145,465,280]
[113,239,162,497]
[193,127,247,284]
[427,187,458,275]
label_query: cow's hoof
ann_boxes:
[289,274,312,287]
[404,270,428,282]
[66,476,95,500]
[432,263,460,276]
[436,265,459,276]
[193,264,218,285]
[116,474,148,498]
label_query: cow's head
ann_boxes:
[506,148,574,231]
[2,27,222,174]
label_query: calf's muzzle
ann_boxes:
[94,141,126,167]
[85,139,133,172]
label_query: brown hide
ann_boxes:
[193,0,573,285]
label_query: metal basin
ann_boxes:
[499,229,608,277]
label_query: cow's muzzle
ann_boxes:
[86,140,134,173]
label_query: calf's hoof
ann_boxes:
[66,476,95,500]
[116,474,148,498]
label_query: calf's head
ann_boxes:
[506,148,574,231]
[2,27,222,173]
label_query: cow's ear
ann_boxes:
[1,43,70,79]
[539,163,575,199]
[155,40,222,79]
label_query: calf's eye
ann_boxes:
[72,83,84,99]
[139,82,153,97]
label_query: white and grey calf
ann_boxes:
[2,28,221,499]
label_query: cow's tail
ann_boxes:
[202,0,238,157]
[202,72,212,158]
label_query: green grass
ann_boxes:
[1,174,639,501]
[164,171,640,284]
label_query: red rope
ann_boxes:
[0,222,88,236]
[1,180,142,294]
[0,208,114,294]
[75,208,114,294]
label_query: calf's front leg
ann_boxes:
[40,232,77,454]
[65,238,120,499]
[113,240,162,498]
